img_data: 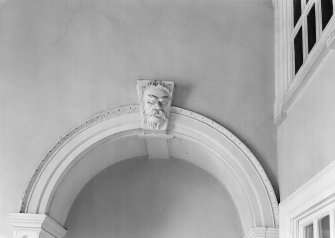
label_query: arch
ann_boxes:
[20,105,278,236]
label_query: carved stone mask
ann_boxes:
[137,80,174,131]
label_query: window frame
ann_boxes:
[297,204,335,238]
[290,0,325,78]
[274,0,335,125]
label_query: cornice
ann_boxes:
[280,159,335,209]
[9,213,66,238]
[244,227,279,238]
[279,159,335,238]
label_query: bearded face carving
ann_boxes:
[137,80,174,131]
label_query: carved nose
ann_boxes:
[153,103,162,109]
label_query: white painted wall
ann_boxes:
[0,0,275,237]
[65,158,243,238]
[277,51,335,200]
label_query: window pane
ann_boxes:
[294,27,303,74]
[319,216,330,238]
[294,0,302,26]
[321,0,333,30]
[307,5,316,52]
[305,223,314,238]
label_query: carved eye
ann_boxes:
[160,100,168,105]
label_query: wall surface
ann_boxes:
[0,0,275,237]
[65,158,243,238]
[278,51,335,200]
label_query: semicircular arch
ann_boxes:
[20,105,278,235]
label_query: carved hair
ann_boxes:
[137,79,174,130]
[145,80,172,94]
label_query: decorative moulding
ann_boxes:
[279,159,335,238]
[9,213,66,238]
[136,79,174,159]
[326,27,335,47]
[20,105,139,212]
[244,227,279,238]
[18,105,279,233]
[170,107,279,224]
[137,79,174,132]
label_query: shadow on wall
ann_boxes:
[65,158,243,238]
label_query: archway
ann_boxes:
[9,105,279,238]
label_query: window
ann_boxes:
[307,5,316,52]
[274,0,335,123]
[304,223,314,238]
[294,0,302,26]
[300,212,334,238]
[321,0,333,29]
[292,0,334,75]
[294,27,304,73]
[319,215,330,238]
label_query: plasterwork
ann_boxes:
[171,107,279,227]
[137,80,174,131]
[20,105,139,212]
[20,105,278,227]
[244,227,279,238]
[9,213,66,238]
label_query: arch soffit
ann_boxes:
[20,105,279,232]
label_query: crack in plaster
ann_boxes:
[50,4,82,47]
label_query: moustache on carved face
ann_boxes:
[147,109,167,119]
